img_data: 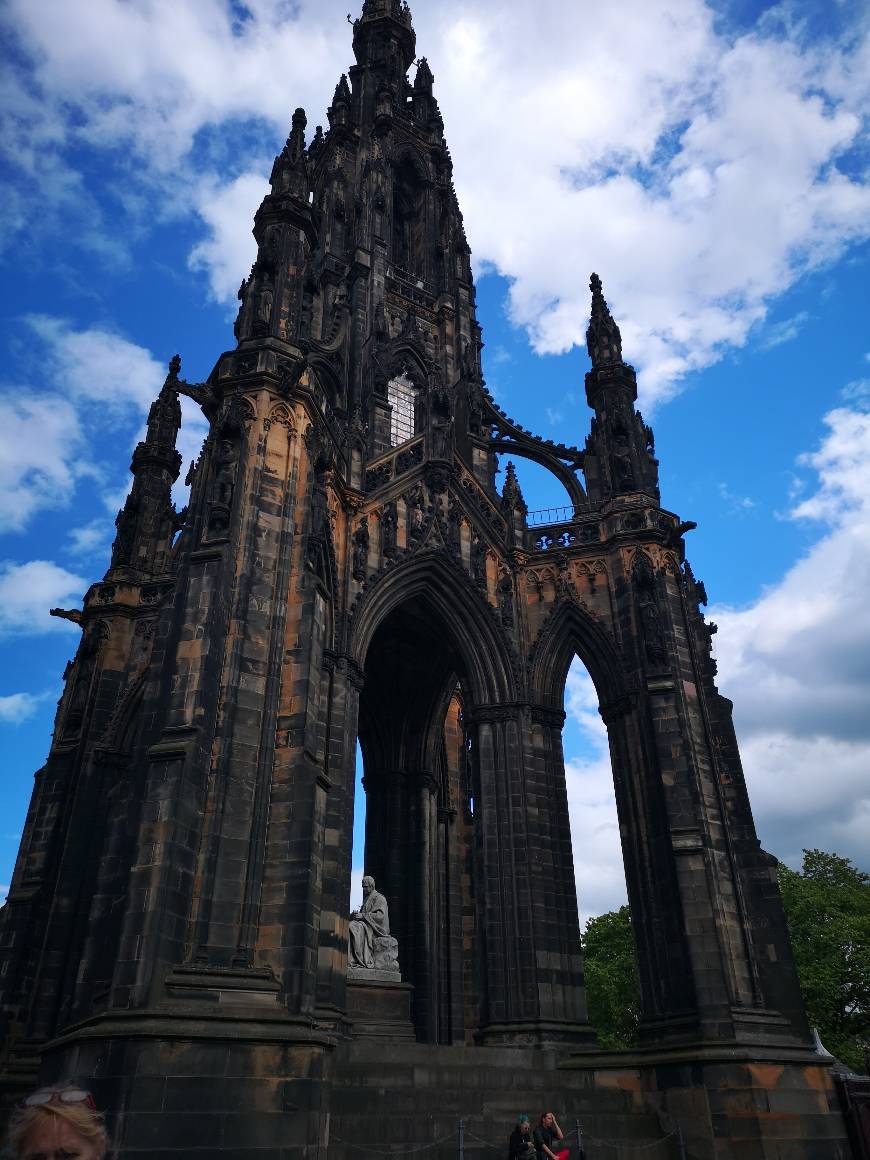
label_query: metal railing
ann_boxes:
[526,505,579,528]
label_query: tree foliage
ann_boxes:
[582,905,640,1049]
[778,849,870,1071]
[581,850,870,1067]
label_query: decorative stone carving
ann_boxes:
[632,550,667,667]
[430,386,454,461]
[498,573,514,628]
[406,484,425,542]
[380,501,398,558]
[348,876,401,981]
[471,531,487,589]
[352,516,370,580]
[206,438,238,539]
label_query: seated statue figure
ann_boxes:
[348,875,400,975]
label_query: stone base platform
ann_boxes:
[345,977,415,1041]
[329,1039,853,1160]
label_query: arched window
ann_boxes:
[387,371,417,446]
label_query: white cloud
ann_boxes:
[762,311,811,349]
[0,393,87,532]
[189,171,269,305]
[67,519,112,559]
[0,692,44,725]
[442,14,869,402]
[713,401,870,871]
[1,2,866,404]
[27,315,165,414]
[0,318,207,537]
[564,663,628,924]
[718,481,756,513]
[0,560,87,638]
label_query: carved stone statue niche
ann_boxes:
[347,875,401,981]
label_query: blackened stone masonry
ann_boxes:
[0,3,851,1157]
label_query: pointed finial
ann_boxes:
[414,57,434,90]
[333,74,352,106]
[147,358,182,447]
[501,461,527,512]
[286,107,307,161]
[586,272,623,368]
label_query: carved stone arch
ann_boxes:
[391,143,431,187]
[350,551,517,708]
[490,438,586,510]
[528,596,626,713]
[101,668,148,755]
[385,336,429,383]
[267,402,293,430]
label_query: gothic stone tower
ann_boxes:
[0,3,850,1157]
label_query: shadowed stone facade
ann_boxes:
[0,2,854,1156]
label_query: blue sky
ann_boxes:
[1,0,868,920]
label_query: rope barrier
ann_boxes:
[574,1130,679,1151]
[332,1131,458,1156]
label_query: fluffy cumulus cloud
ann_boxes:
[0,560,87,637]
[0,317,208,535]
[433,3,870,400]
[0,393,86,533]
[189,171,271,304]
[27,315,166,414]
[4,0,866,402]
[0,691,44,725]
[712,401,870,870]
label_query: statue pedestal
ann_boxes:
[346,976,415,1041]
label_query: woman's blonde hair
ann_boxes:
[4,1089,108,1157]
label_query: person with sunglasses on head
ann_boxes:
[3,1085,108,1160]
[533,1111,569,1160]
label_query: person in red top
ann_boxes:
[533,1111,569,1160]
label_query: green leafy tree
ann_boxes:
[778,849,870,1071]
[581,850,870,1065]
[582,905,640,1049]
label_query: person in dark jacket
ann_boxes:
[533,1111,569,1160]
[508,1114,537,1160]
